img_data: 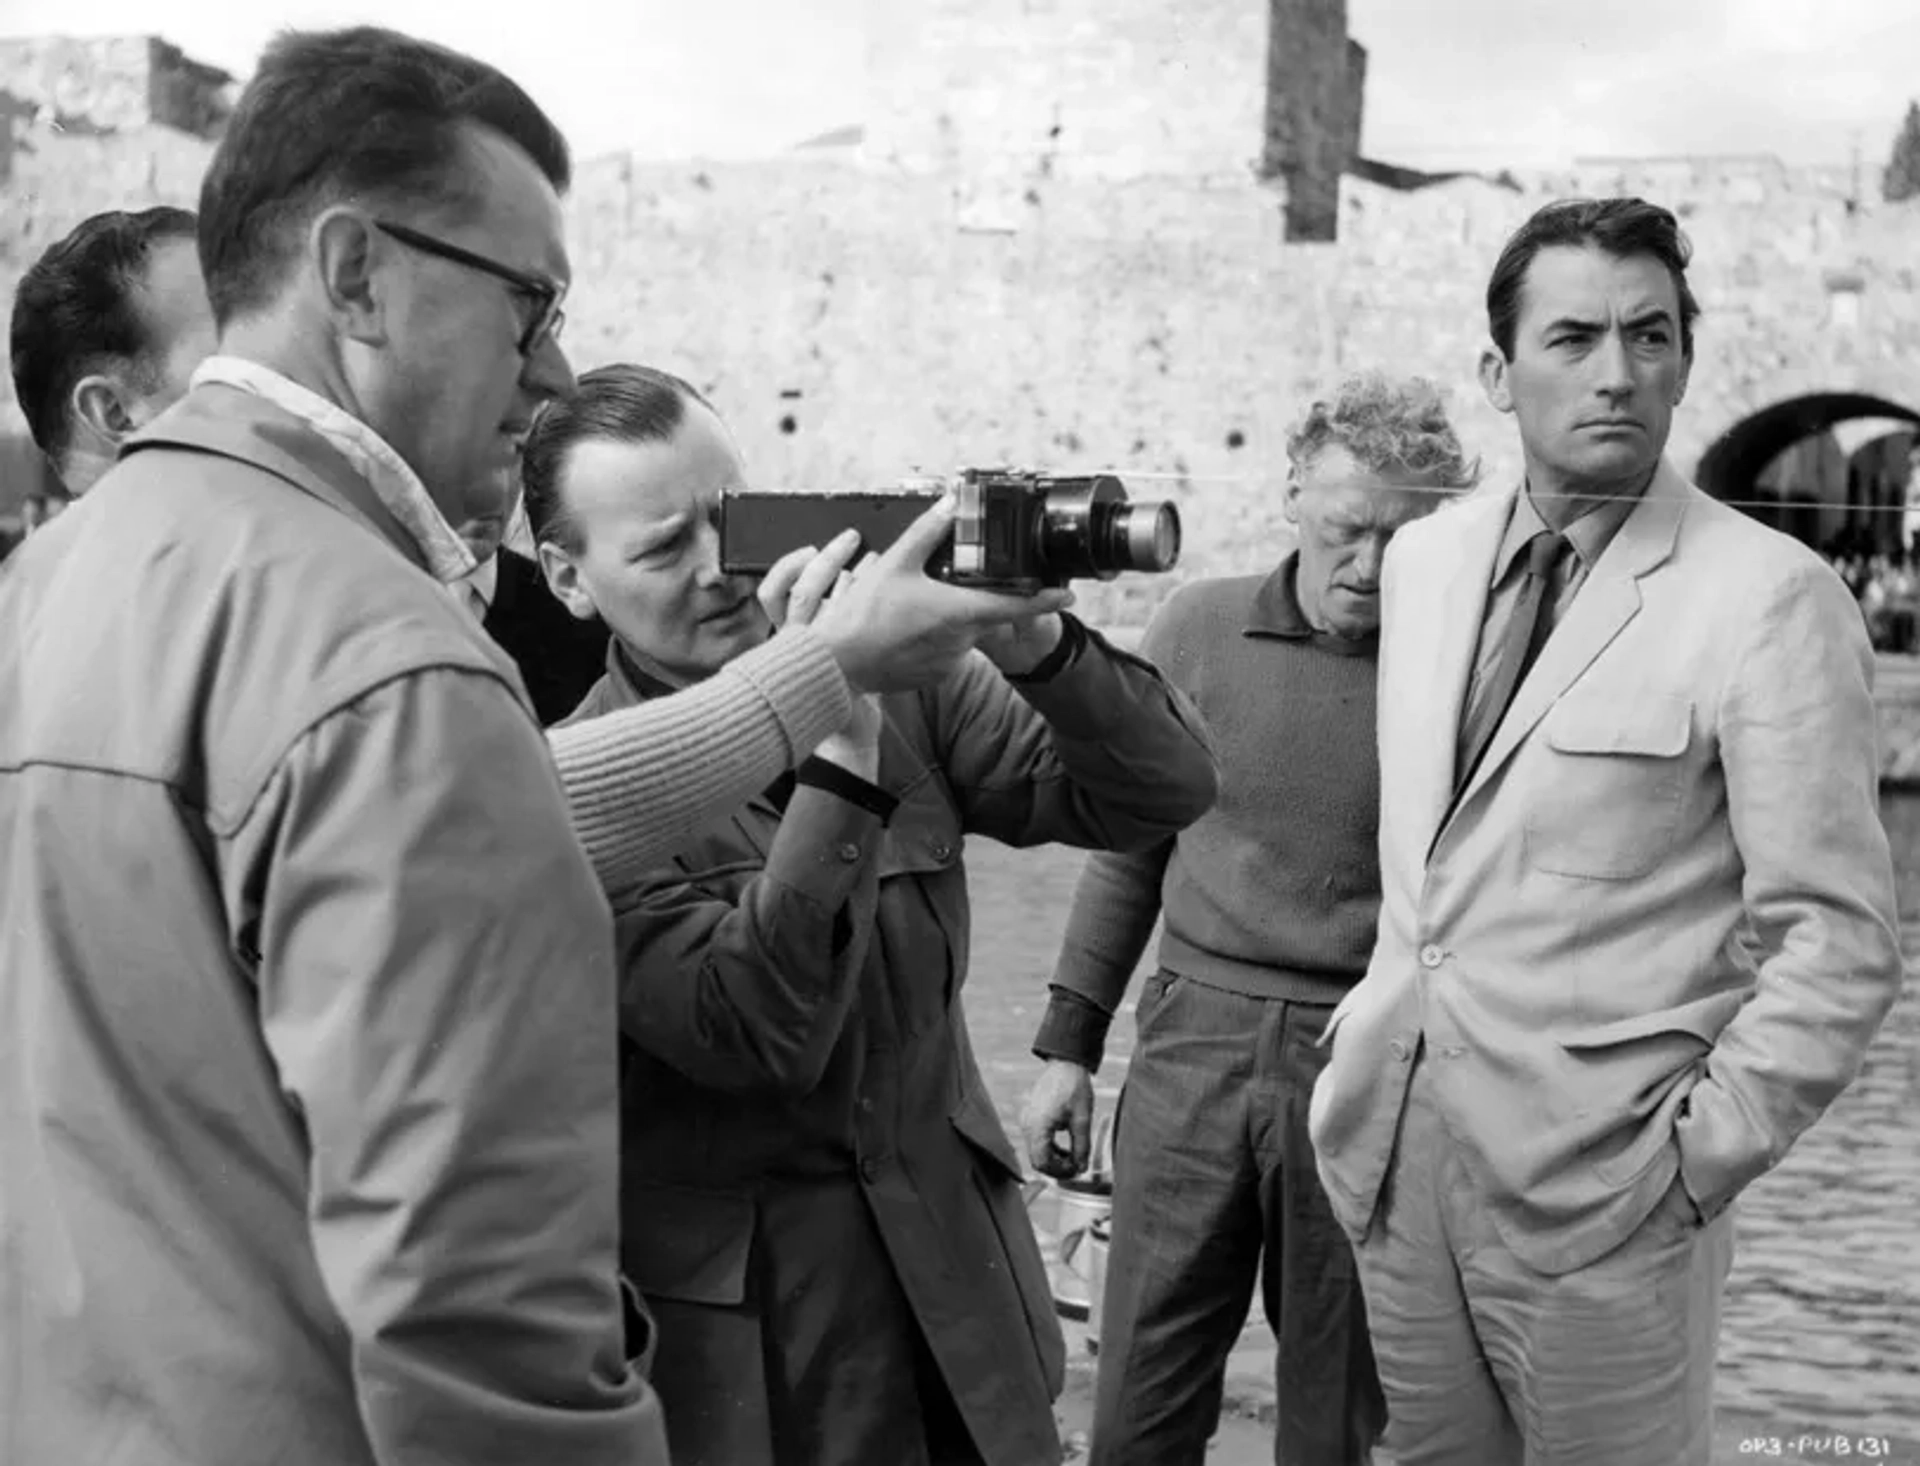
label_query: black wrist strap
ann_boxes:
[1004,612,1087,686]
[796,755,900,825]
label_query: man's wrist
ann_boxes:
[1003,613,1086,685]
[1031,984,1112,1071]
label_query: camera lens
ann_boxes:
[1113,501,1180,572]
[1034,475,1182,583]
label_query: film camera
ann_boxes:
[717,470,1181,593]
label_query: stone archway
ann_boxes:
[1695,392,1920,550]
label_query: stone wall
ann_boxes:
[4,19,1919,627]
[557,152,1920,623]
[864,0,1272,182]
[0,36,156,134]
[5,117,1919,620]
[0,123,212,264]
[0,36,231,141]
[863,0,1363,243]
[1260,0,1355,240]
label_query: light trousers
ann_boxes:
[1354,1047,1733,1466]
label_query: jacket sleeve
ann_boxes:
[923,615,1218,854]
[236,668,666,1466]
[611,781,887,1098]
[1677,560,1903,1220]
[549,627,852,890]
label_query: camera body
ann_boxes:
[718,469,1181,593]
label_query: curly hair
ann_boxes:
[1284,371,1480,491]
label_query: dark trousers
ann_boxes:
[651,1181,985,1466]
[1091,973,1383,1466]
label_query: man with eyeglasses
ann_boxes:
[0,26,1074,1466]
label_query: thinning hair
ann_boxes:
[197,25,571,328]
[520,362,714,552]
[9,206,199,470]
[1486,196,1701,360]
[1285,370,1480,491]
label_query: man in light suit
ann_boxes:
[1308,196,1903,1465]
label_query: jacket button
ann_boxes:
[1419,944,1445,969]
[1389,1038,1412,1062]
[930,838,953,862]
[836,842,861,864]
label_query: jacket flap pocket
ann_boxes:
[876,769,963,881]
[620,1180,755,1306]
[1546,692,1692,758]
[1557,986,1747,1052]
[950,1084,1024,1181]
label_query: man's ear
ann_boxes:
[1281,474,1304,526]
[538,540,599,623]
[1674,349,1693,406]
[1478,345,1515,416]
[68,373,135,451]
[310,208,387,347]
[1482,343,1512,412]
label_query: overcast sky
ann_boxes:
[2,0,1913,172]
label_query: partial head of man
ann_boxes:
[1283,370,1477,639]
[523,363,771,684]
[1479,197,1699,508]
[9,206,214,496]
[196,25,577,534]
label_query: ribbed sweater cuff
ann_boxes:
[550,629,851,890]
[1032,986,1114,1071]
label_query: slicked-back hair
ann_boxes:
[521,363,714,553]
[1486,196,1701,361]
[1286,370,1480,492]
[197,25,571,328]
[9,206,199,470]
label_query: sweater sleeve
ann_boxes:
[1030,594,1196,1071]
[1031,841,1174,1071]
[548,629,851,891]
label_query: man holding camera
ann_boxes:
[520,362,1219,1466]
[0,29,1095,1466]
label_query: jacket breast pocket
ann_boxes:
[1524,692,1693,882]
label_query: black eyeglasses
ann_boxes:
[374,220,568,357]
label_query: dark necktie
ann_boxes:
[1456,530,1569,790]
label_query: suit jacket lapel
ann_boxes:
[1449,462,1689,813]
[122,385,431,574]
[1410,488,1512,861]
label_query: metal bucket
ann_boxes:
[1028,1110,1117,1321]
[1059,1210,1112,1336]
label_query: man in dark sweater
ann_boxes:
[1021,372,1478,1466]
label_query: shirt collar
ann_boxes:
[1490,481,1642,587]
[1245,551,1314,638]
[457,552,501,612]
[190,355,477,584]
[1244,549,1378,656]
